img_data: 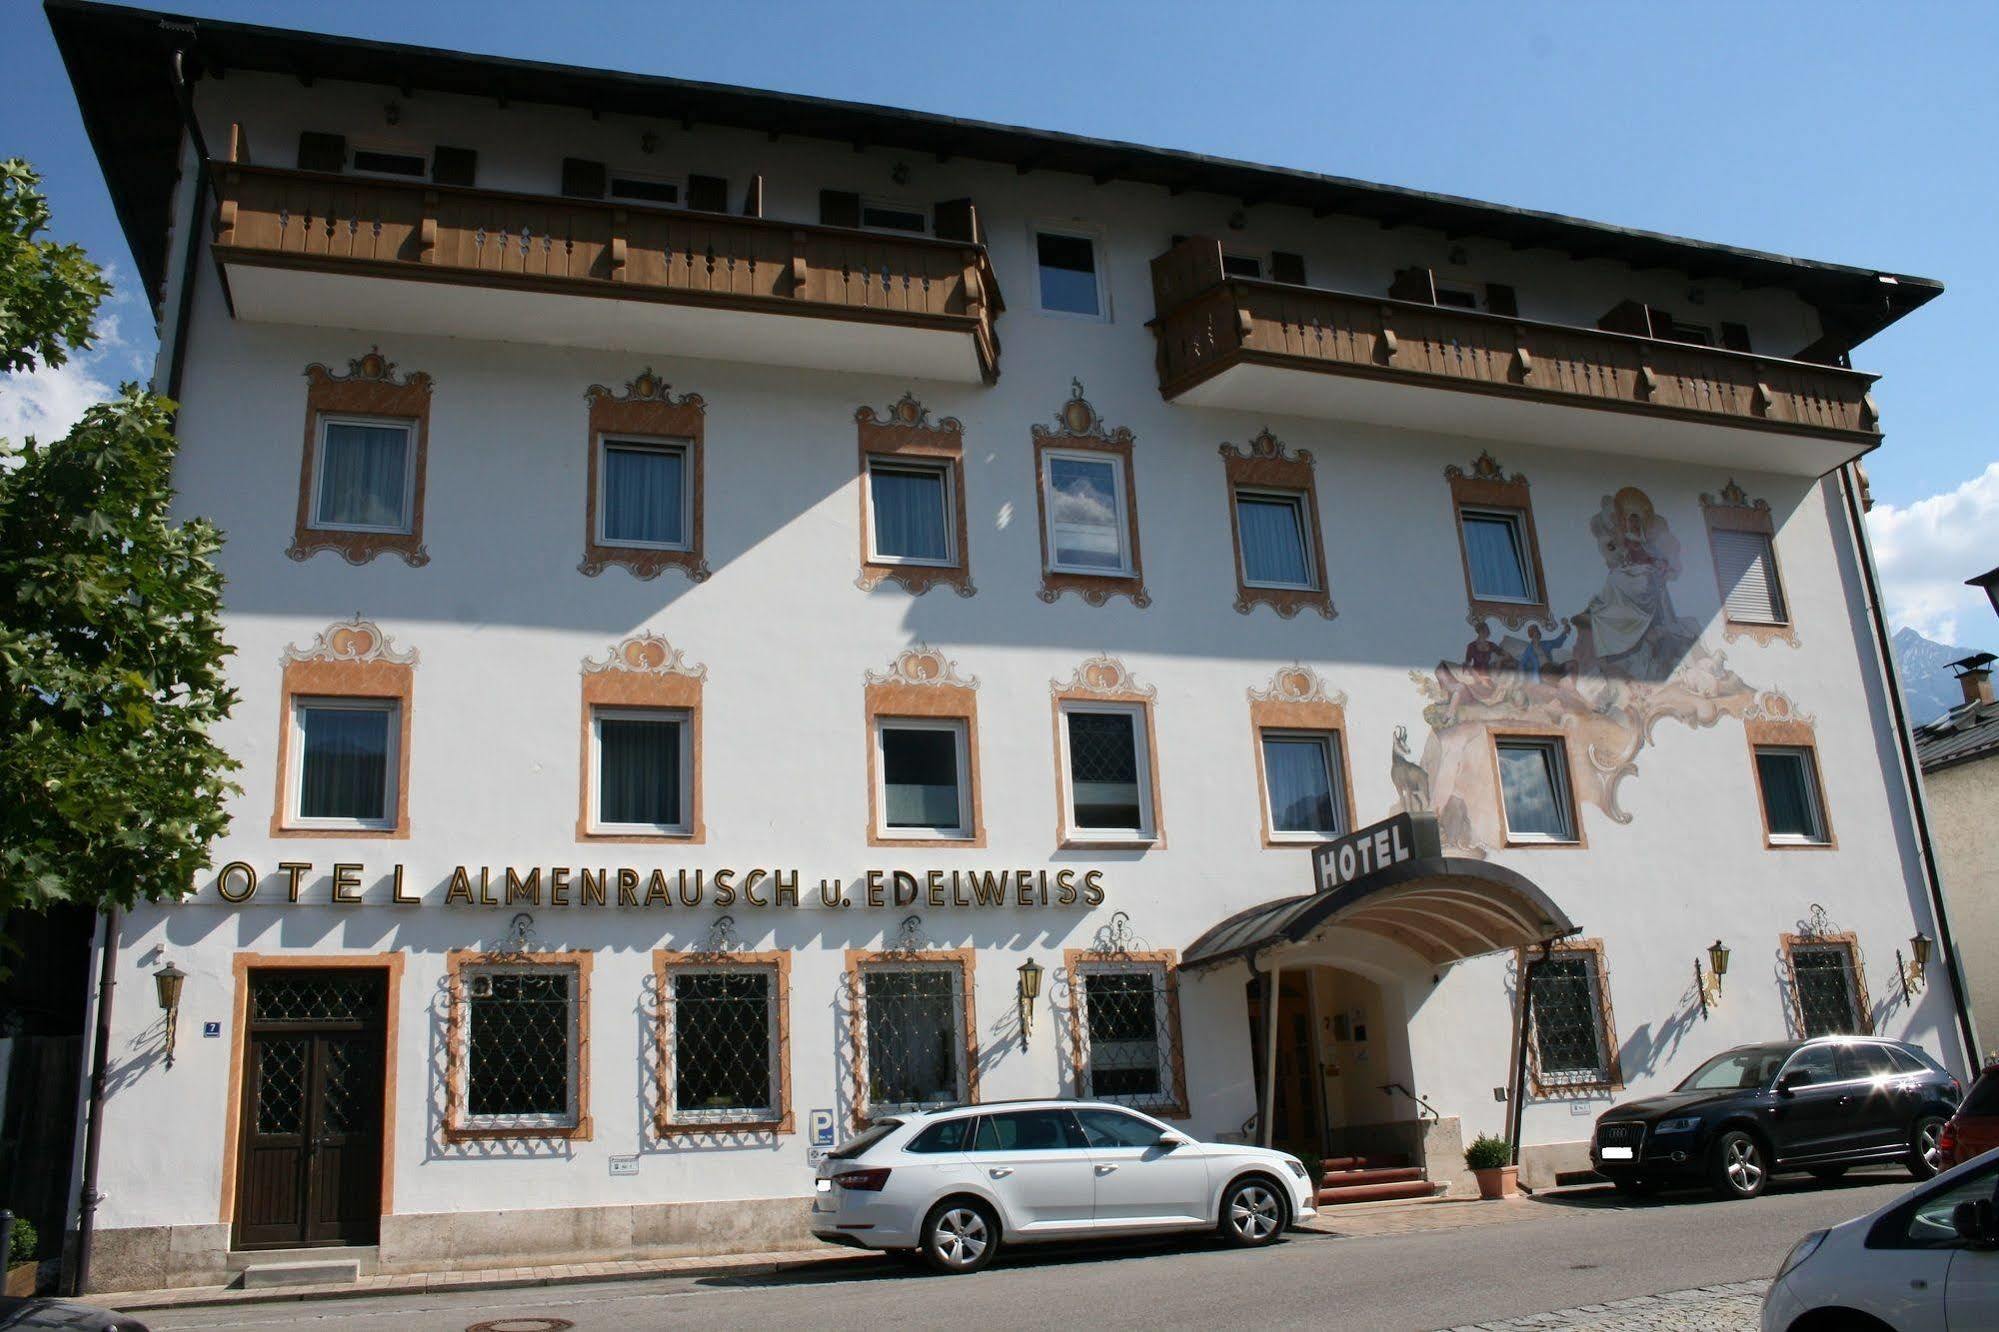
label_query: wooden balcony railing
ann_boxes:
[1149,238,1879,442]
[211,161,1004,382]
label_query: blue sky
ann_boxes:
[3,0,1994,648]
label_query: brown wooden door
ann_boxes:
[1244,973,1324,1158]
[236,971,385,1249]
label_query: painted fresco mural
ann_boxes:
[1396,481,1764,854]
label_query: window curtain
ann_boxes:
[317,423,409,528]
[599,717,681,826]
[1237,496,1310,586]
[602,446,685,545]
[1497,742,1568,838]
[299,707,390,820]
[882,727,961,828]
[1047,457,1123,569]
[1463,514,1530,600]
[869,466,949,561]
[1756,751,1817,837]
[1263,736,1337,833]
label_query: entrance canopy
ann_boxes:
[1184,828,1578,972]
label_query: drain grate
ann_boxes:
[465,1319,575,1332]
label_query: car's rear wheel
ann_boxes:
[1807,1165,1848,1184]
[1218,1176,1287,1247]
[920,1199,998,1275]
[1708,1130,1768,1200]
[1910,1115,1949,1180]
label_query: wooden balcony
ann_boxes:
[1149,238,1882,474]
[210,161,1004,384]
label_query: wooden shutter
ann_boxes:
[687,174,728,212]
[561,158,607,199]
[1484,283,1519,317]
[820,190,861,229]
[1270,251,1307,286]
[430,146,477,188]
[1713,528,1786,623]
[1388,267,1436,304]
[1719,321,1753,353]
[297,131,346,174]
[934,198,980,244]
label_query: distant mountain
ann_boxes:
[1894,626,1979,725]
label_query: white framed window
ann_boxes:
[458,962,581,1131]
[874,717,972,840]
[1260,730,1344,840]
[1034,227,1107,320]
[310,415,415,534]
[1058,701,1156,842]
[1433,280,1481,310]
[1075,962,1179,1111]
[1713,528,1788,625]
[596,436,691,550]
[1234,487,1316,590]
[1495,736,1576,843]
[1756,745,1828,845]
[664,965,780,1124]
[860,200,928,234]
[349,143,428,179]
[865,457,957,566]
[608,170,683,206]
[289,696,398,830]
[1221,251,1264,279]
[1460,506,1537,603]
[858,960,968,1116]
[1042,449,1131,576]
[589,706,692,835]
[1527,950,1611,1086]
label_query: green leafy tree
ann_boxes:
[0,158,239,916]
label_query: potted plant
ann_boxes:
[5,1217,37,1297]
[1465,1134,1518,1200]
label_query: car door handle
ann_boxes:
[1095,1164,1118,1175]
[988,1167,1013,1179]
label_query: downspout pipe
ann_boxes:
[68,908,118,1297]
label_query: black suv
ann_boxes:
[1590,1037,1961,1200]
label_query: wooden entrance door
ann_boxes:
[236,970,386,1249]
[1245,972,1323,1157]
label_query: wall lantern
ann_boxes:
[154,960,187,1068]
[1903,931,1934,997]
[1696,940,1729,1016]
[1017,957,1045,1047]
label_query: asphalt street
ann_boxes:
[136,1172,1916,1332]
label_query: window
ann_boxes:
[311,417,414,533]
[1894,1161,1999,1250]
[1234,489,1316,589]
[1076,1107,1165,1148]
[1059,703,1156,841]
[350,146,427,178]
[866,458,956,565]
[1433,282,1479,310]
[456,962,582,1132]
[609,172,680,206]
[1779,1043,1839,1087]
[875,718,971,839]
[1042,451,1130,575]
[1713,528,1787,625]
[1526,945,1616,1089]
[972,1109,1088,1151]
[907,1116,976,1153]
[861,201,928,234]
[1073,963,1182,1112]
[1839,1042,1901,1080]
[1791,943,1864,1037]
[290,698,398,829]
[857,960,970,1116]
[590,706,691,834]
[1221,252,1262,279]
[1460,508,1536,603]
[1756,746,1828,845]
[662,965,781,1127]
[596,438,690,549]
[1260,732,1344,839]
[1036,230,1103,317]
[1495,736,1577,843]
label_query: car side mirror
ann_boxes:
[1777,1070,1810,1096]
[1953,1199,1999,1249]
[1154,1131,1189,1150]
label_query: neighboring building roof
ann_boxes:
[47,0,1941,356]
[1915,696,1999,774]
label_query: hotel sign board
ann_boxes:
[1313,813,1441,894]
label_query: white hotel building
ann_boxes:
[45,0,1975,1293]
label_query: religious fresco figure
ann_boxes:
[1570,487,1701,681]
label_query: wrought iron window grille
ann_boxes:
[1527,952,1611,1087]
[457,958,581,1130]
[856,957,967,1117]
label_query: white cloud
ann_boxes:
[0,353,115,445]
[1867,462,1999,647]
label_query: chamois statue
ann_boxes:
[1391,725,1431,813]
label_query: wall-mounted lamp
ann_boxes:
[154,961,187,1068]
[1696,939,1729,1016]
[1902,931,1934,997]
[1017,957,1044,1047]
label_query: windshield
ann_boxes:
[1677,1047,1788,1091]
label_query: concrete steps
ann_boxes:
[227,1245,375,1290]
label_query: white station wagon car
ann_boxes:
[810,1099,1317,1273]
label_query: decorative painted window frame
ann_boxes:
[1220,430,1335,619]
[844,946,978,1128]
[292,347,432,566]
[652,948,793,1136]
[855,394,974,596]
[1050,655,1165,850]
[1779,929,1873,1037]
[579,368,709,582]
[1248,665,1356,846]
[864,647,984,847]
[1745,696,1835,850]
[1062,948,1189,1119]
[271,617,416,839]
[1032,383,1149,607]
[1701,479,1798,648]
[577,633,706,844]
[443,949,592,1142]
[1445,451,1553,629]
[1487,725,1587,848]
[1518,937,1623,1096]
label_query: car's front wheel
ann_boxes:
[1909,1115,1949,1180]
[1708,1130,1768,1200]
[920,1198,999,1275]
[1218,1176,1288,1247]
